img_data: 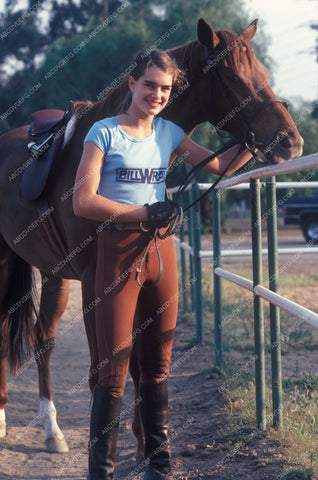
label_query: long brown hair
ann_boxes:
[118,49,186,113]
[131,49,185,85]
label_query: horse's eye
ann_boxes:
[229,75,240,83]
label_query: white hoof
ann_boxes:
[45,435,69,453]
[40,399,69,453]
[0,423,6,438]
[0,409,6,438]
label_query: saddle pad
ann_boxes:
[21,101,77,201]
[21,136,62,201]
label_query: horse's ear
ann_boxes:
[197,17,220,50]
[239,18,259,43]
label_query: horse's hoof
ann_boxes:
[0,423,6,438]
[45,435,69,453]
[0,409,6,438]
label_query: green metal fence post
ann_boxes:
[191,182,203,343]
[187,190,195,311]
[266,176,283,428]
[212,189,223,368]
[250,178,266,430]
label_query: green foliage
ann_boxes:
[0,0,268,132]
[271,102,318,205]
[0,2,46,69]
[291,102,318,157]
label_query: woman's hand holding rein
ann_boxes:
[146,200,181,229]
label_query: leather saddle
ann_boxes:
[21,101,76,201]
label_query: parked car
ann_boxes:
[282,196,318,243]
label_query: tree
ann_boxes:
[0,0,270,131]
[0,1,47,74]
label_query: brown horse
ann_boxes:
[0,18,303,455]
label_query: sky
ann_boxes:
[245,0,317,103]
[0,0,317,103]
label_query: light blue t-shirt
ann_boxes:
[84,116,184,205]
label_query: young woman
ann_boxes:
[73,49,255,480]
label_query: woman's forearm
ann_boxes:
[73,193,148,223]
[204,144,254,176]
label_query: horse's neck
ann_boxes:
[161,83,208,135]
[161,106,198,135]
[165,41,209,134]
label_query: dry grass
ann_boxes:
[179,259,318,478]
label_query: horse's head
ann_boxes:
[196,18,303,162]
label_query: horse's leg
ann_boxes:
[34,272,70,453]
[81,273,99,392]
[130,309,145,463]
[0,235,15,439]
[0,354,8,438]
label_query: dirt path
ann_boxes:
[1,227,317,479]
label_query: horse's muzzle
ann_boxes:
[263,130,304,162]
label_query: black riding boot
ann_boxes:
[139,380,174,480]
[88,384,122,480]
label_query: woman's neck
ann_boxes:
[116,109,154,139]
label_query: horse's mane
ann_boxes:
[76,39,206,129]
[76,30,254,129]
[76,77,131,129]
[168,40,205,81]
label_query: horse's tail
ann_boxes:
[0,246,38,375]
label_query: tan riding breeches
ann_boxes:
[95,229,178,396]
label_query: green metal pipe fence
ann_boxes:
[169,152,318,430]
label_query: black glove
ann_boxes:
[146,200,181,229]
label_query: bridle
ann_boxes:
[206,48,290,150]
[173,48,289,211]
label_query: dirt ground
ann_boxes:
[1,227,318,480]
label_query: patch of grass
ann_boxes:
[284,467,313,479]
[220,370,318,476]
[278,273,318,289]
[177,263,318,477]
[273,374,318,471]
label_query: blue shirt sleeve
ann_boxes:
[166,119,184,151]
[153,117,184,155]
[173,123,184,151]
[84,121,111,155]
